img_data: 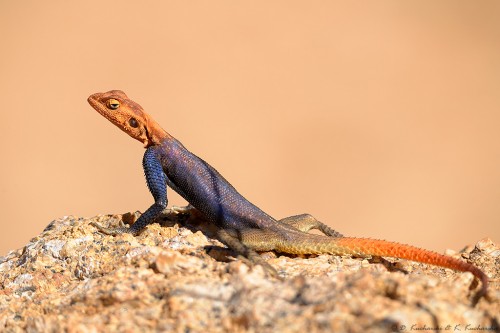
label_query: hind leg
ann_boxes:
[216,228,281,278]
[278,214,343,237]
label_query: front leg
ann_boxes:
[92,147,167,235]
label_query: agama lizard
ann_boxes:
[88,90,488,301]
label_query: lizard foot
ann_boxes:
[90,222,138,236]
[233,253,282,280]
[170,205,195,215]
[259,261,283,281]
[171,205,207,220]
[159,205,202,224]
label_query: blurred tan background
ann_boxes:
[1,1,499,256]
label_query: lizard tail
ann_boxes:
[339,237,487,297]
[281,236,488,299]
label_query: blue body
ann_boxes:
[129,137,275,233]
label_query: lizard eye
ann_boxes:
[106,99,120,110]
[129,118,139,128]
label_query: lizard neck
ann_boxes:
[144,117,173,147]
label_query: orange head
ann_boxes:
[88,90,168,147]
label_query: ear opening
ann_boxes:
[142,117,153,148]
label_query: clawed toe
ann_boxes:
[90,222,133,236]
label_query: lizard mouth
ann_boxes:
[87,93,118,124]
[87,93,103,111]
[87,93,103,113]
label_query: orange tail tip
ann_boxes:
[334,237,488,299]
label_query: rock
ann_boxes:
[0,211,498,332]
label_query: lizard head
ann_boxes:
[88,90,168,147]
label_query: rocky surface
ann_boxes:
[0,210,498,332]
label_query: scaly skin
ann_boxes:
[88,90,488,301]
[238,228,487,300]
